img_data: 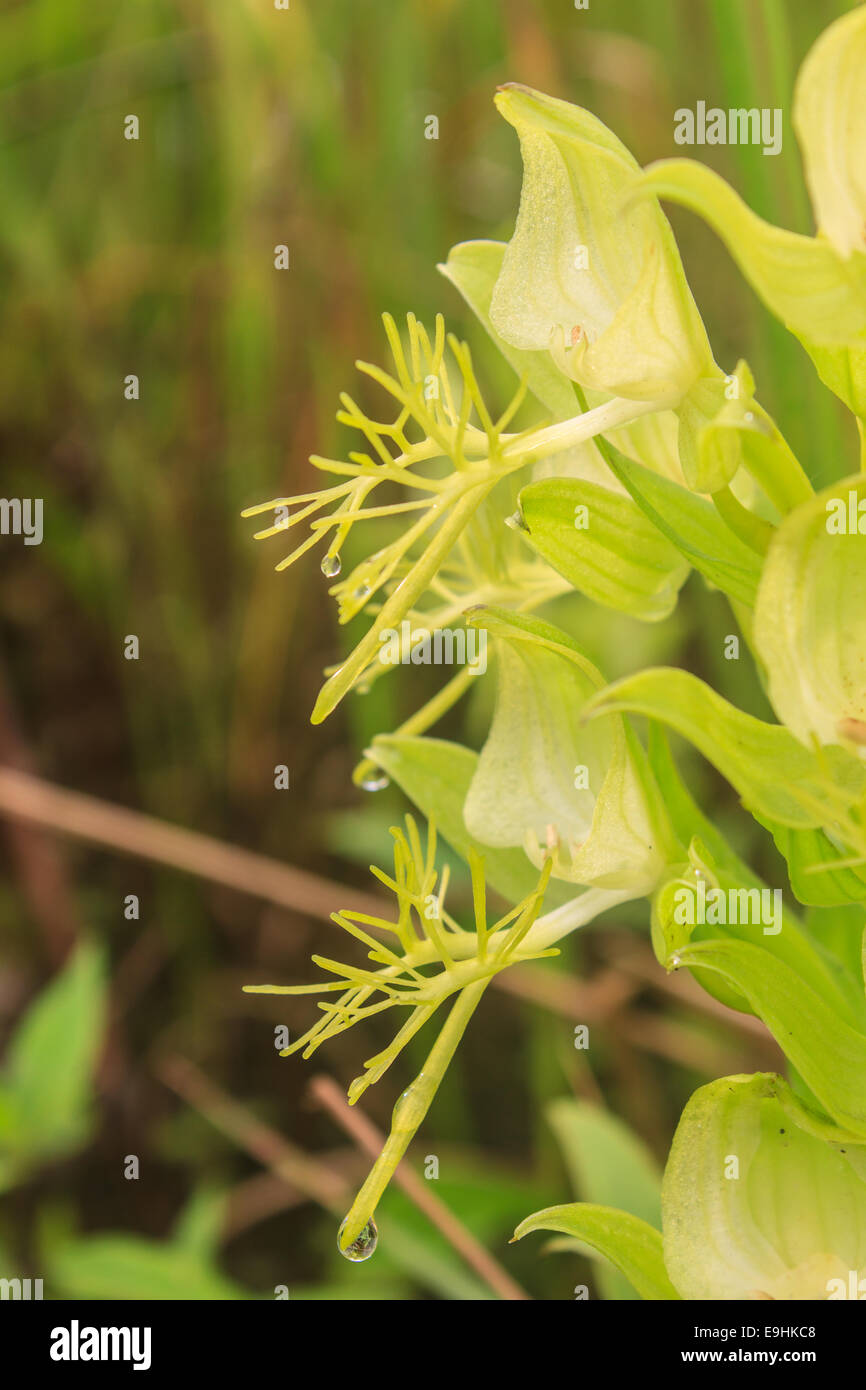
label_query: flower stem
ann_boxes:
[337,977,490,1251]
[501,395,662,468]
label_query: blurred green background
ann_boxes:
[0,0,859,1300]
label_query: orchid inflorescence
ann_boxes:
[245,6,866,1292]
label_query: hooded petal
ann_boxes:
[490,85,714,405]
[754,473,866,757]
[794,4,866,259]
[663,1073,866,1300]
[462,608,672,891]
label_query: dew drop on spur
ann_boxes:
[337,1217,378,1262]
[321,552,342,578]
[360,770,390,792]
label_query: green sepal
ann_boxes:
[793,6,866,261]
[512,1203,679,1301]
[440,239,577,420]
[637,159,866,415]
[515,475,689,620]
[673,942,866,1137]
[593,445,763,606]
[585,666,866,830]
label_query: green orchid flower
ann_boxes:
[243,310,664,725]
[461,608,676,895]
[515,1073,866,1300]
[489,84,715,408]
[482,85,811,530]
[442,236,685,484]
[243,815,620,1257]
[635,5,866,419]
[755,473,866,757]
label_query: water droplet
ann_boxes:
[338,1216,378,1262]
[354,582,371,600]
[669,953,682,970]
[743,410,773,437]
[504,510,527,532]
[361,770,390,792]
[321,553,342,578]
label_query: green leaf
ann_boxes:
[4,940,106,1164]
[172,1189,226,1258]
[547,1098,662,1225]
[674,941,866,1138]
[586,667,866,829]
[365,1161,554,1301]
[49,1235,250,1301]
[513,1203,679,1301]
[547,1097,662,1300]
[597,445,763,606]
[662,1073,866,1300]
[516,476,689,621]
